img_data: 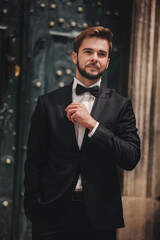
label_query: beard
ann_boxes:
[77,59,106,80]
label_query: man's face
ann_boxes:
[72,37,110,82]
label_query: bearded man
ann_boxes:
[24,26,140,240]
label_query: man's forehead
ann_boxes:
[80,37,109,49]
[80,41,109,54]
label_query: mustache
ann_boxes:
[86,62,100,69]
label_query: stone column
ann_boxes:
[117,0,160,239]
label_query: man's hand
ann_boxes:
[65,103,97,131]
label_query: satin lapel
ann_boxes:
[91,86,110,120]
[81,86,110,149]
[60,83,72,112]
[60,82,79,151]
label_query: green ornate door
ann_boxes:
[0,0,132,239]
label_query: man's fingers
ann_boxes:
[65,103,77,111]
[67,109,79,124]
[71,115,77,123]
[70,113,77,124]
[66,108,77,120]
[65,103,84,111]
[65,103,90,125]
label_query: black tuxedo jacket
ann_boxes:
[24,82,140,230]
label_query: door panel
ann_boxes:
[0,1,24,239]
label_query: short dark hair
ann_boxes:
[74,26,113,54]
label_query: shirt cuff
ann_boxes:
[88,122,99,138]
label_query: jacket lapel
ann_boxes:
[60,82,80,151]
[91,86,110,120]
[60,82,72,111]
[81,86,110,149]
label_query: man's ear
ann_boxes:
[106,58,110,69]
[72,52,77,64]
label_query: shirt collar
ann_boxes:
[73,77,101,91]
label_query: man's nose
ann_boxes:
[91,53,98,61]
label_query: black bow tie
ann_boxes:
[76,84,99,98]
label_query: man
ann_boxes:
[24,26,140,240]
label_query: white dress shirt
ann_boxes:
[72,78,100,190]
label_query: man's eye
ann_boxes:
[84,50,92,54]
[99,53,106,57]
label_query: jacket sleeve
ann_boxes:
[90,99,141,170]
[23,97,48,218]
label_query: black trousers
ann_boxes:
[32,201,116,240]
